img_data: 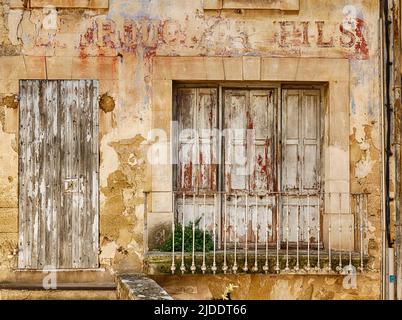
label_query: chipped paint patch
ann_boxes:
[100,135,146,271]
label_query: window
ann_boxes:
[173,84,323,248]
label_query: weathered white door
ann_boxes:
[18,80,99,269]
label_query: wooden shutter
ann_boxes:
[281,89,321,243]
[224,90,249,192]
[175,88,218,239]
[176,88,218,192]
[249,90,276,192]
[18,80,99,269]
[224,89,276,245]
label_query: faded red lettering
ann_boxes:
[316,21,334,47]
[301,21,311,46]
[278,21,294,47]
[340,23,356,48]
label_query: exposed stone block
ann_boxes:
[223,0,299,10]
[243,56,261,80]
[0,208,18,234]
[203,0,223,10]
[72,57,118,80]
[223,57,243,80]
[46,56,73,79]
[116,273,173,300]
[10,0,110,9]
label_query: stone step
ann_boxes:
[0,269,118,299]
[0,282,116,290]
[0,289,117,300]
[0,269,115,284]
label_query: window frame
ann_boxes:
[173,81,325,247]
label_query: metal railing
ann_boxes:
[144,191,370,275]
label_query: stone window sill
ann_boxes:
[203,0,299,11]
[9,0,108,9]
[145,250,369,275]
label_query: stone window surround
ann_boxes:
[149,56,351,251]
[1,55,118,151]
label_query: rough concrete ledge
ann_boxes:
[116,273,173,300]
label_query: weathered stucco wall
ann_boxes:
[0,0,383,299]
[151,273,380,300]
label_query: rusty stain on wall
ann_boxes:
[99,93,115,113]
[1,94,18,109]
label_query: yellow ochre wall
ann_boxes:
[0,0,382,299]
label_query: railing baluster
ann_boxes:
[263,194,269,274]
[275,194,280,273]
[359,194,364,272]
[233,194,238,274]
[354,195,358,266]
[364,193,368,268]
[222,194,228,274]
[191,194,196,274]
[171,192,176,274]
[327,194,332,273]
[295,194,300,272]
[180,193,186,274]
[337,193,342,273]
[212,193,217,274]
[316,192,321,272]
[243,194,249,272]
[349,216,352,268]
[285,194,290,272]
[201,193,207,274]
[253,194,258,272]
[306,193,310,272]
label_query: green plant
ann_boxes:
[159,217,214,252]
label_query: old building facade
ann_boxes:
[0,0,399,299]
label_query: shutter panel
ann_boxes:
[177,88,196,191]
[249,89,276,192]
[282,89,301,191]
[176,88,218,192]
[197,88,218,191]
[224,90,249,192]
[301,90,320,191]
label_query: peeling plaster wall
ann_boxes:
[0,0,383,299]
[151,273,381,300]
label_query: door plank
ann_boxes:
[18,80,28,268]
[60,80,77,268]
[89,81,99,268]
[52,81,61,268]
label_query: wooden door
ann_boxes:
[18,80,99,269]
